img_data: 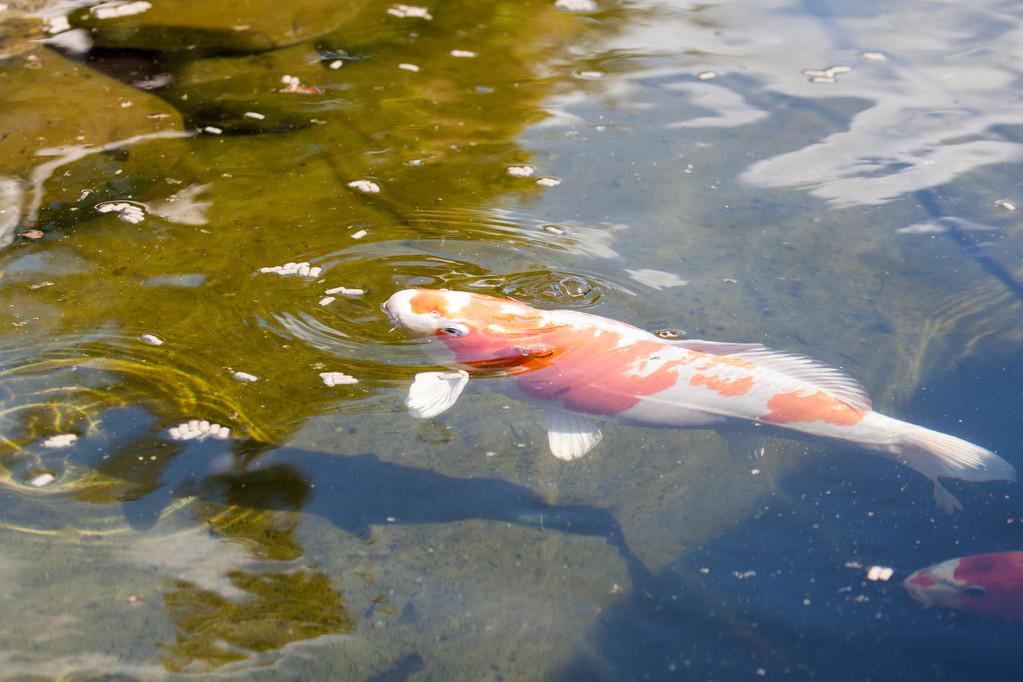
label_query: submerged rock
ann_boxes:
[0,47,185,230]
[69,0,374,54]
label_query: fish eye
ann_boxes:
[441,325,468,337]
[961,585,988,598]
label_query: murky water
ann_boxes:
[1,0,1022,678]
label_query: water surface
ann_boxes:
[1,0,1022,678]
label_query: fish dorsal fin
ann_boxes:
[672,339,872,411]
[735,347,872,411]
[669,339,765,354]
[544,410,603,461]
[406,370,470,419]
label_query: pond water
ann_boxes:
[1,0,1022,678]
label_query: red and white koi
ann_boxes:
[904,552,1023,618]
[383,289,1016,512]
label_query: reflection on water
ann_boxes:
[1,0,1023,677]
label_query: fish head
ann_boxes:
[903,552,1023,619]
[384,289,553,369]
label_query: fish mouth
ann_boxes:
[381,300,399,325]
[902,576,933,606]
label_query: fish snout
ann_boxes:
[903,572,935,606]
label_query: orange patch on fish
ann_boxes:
[690,373,754,397]
[761,389,864,425]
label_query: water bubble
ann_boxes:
[555,0,598,11]
[29,472,56,487]
[231,371,259,382]
[348,180,380,194]
[559,276,592,298]
[387,4,433,19]
[450,50,477,58]
[42,434,78,448]
[541,224,566,235]
[697,71,718,80]
[995,198,1017,211]
[398,63,421,72]
[320,371,359,386]
[536,177,561,187]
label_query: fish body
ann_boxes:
[904,552,1023,619]
[383,289,1015,512]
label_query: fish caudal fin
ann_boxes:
[895,424,1016,514]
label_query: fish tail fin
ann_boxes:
[895,424,1016,513]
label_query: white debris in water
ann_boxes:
[244,111,266,120]
[507,165,534,177]
[350,229,368,240]
[202,126,223,135]
[450,50,477,58]
[29,473,56,487]
[320,371,359,386]
[555,0,597,11]
[574,70,604,80]
[348,180,380,194]
[536,177,561,187]
[259,262,322,278]
[697,71,718,80]
[325,286,365,296]
[801,65,852,83]
[861,51,887,62]
[995,198,1017,211]
[231,371,259,382]
[169,420,231,441]
[329,60,344,70]
[398,63,421,72]
[96,201,146,224]
[625,268,689,289]
[46,16,71,34]
[319,296,336,306]
[866,565,894,582]
[138,333,164,346]
[91,1,152,20]
[43,434,78,448]
[387,4,433,19]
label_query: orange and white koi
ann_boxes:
[383,289,1016,512]
[904,552,1023,618]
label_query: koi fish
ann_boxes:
[904,552,1023,619]
[382,289,1016,512]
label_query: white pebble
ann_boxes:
[138,333,164,346]
[536,177,561,187]
[398,63,421,72]
[29,473,56,487]
[319,296,336,306]
[232,371,259,382]
[348,180,381,193]
[507,165,534,177]
[244,111,266,120]
[350,229,368,240]
[43,434,78,448]
[324,286,365,296]
[320,371,359,386]
[450,50,477,58]
[866,565,894,582]
[555,0,597,11]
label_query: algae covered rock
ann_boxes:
[0,47,185,230]
[70,0,374,54]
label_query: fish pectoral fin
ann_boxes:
[406,370,470,419]
[545,410,603,461]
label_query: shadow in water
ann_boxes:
[125,441,654,592]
